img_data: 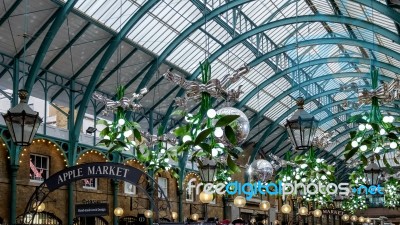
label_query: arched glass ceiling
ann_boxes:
[0,0,400,173]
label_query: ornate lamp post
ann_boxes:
[2,90,42,146]
[198,159,217,221]
[285,97,319,150]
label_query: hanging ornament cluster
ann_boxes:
[344,68,400,169]
[342,167,368,213]
[276,149,335,206]
[96,86,143,153]
[93,87,148,115]
[166,60,250,182]
[163,64,249,107]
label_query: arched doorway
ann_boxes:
[16,212,62,225]
[19,163,172,225]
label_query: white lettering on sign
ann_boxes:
[57,168,83,184]
[87,166,129,177]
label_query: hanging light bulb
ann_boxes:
[281,204,292,214]
[342,214,350,221]
[383,116,391,123]
[350,215,358,222]
[351,141,359,147]
[366,124,372,130]
[390,142,398,149]
[299,207,308,216]
[358,124,366,131]
[313,209,322,218]
[359,216,365,223]
[380,129,386,135]
[259,200,270,211]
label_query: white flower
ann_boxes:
[118,119,125,126]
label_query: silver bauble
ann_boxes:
[216,107,250,145]
[249,159,274,182]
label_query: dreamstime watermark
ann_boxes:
[187,179,384,200]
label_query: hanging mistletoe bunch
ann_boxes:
[135,127,179,176]
[341,167,368,213]
[341,196,367,214]
[168,60,248,182]
[276,148,336,206]
[384,177,400,208]
[344,69,400,170]
[97,86,142,153]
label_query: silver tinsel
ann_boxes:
[93,88,148,115]
[163,65,249,105]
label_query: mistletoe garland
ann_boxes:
[344,68,400,170]
[276,148,336,206]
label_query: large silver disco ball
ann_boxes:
[249,159,274,182]
[216,107,250,145]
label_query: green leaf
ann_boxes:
[345,142,352,151]
[360,155,368,166]
[345,147,359,161]
[194,128,213,145]
[215,115,240,127]
[387,132,398,140]
[350,131,357,139]
[133,129,142,142]
[227,155,241,173]
[97,119,109,126]
[370,123,380,132]
[383,154,394,173]
[393,156,400,165]
[171,109,186,117]
[173,125,189,137]
[225,125,237,145]
[100,127,110,137]
[198,143,211,154]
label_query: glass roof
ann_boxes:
[1,0,400,172]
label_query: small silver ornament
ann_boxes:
[249,159,274,182]
[216,107,250,145]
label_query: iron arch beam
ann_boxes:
[24,0,78,96]
[160,14,400,131]
[134,0,256,93]
[248,71,394,128]
[73,0,160,138]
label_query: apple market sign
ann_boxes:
[45,162,142,191]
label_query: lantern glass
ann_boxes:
[198,159,217,183]
[342,214,349,221]
[350,215,358,222]
[2,90,42,146]
[285,97,318,150]
[365,162,381,185]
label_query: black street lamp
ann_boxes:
[364,162,382,186]
[2,90,42,146]
[285,97,319,150]
[198,158,217,183]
